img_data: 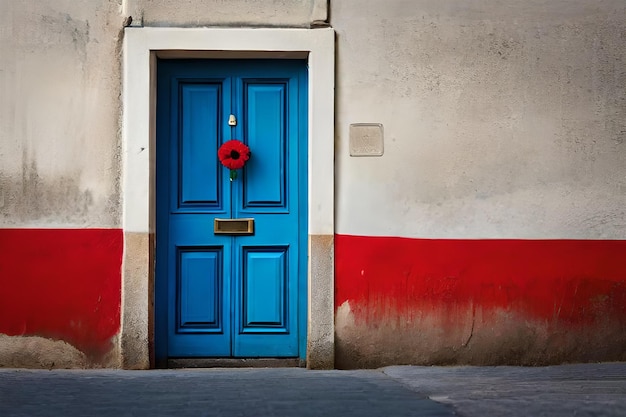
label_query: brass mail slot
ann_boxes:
[214,218,254,235]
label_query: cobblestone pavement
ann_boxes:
[0,363,624,417]
[384,363,626,417]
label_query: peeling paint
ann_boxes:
[336,306,626,368]
[0,334,87,369]
[335,234,626,368]
[0,228,123,364]
[0,334,121,369]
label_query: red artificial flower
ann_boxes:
[218,140,250,170]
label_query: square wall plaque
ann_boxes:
[349,123,384,156]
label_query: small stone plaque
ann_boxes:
[349,123,384,156]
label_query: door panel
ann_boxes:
[156,59,307,362]
[179,84,222,207]
[242,247,288,330]
[244,82,286,208]
[177,248,224,332]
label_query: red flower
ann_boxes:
[218,140,250,170]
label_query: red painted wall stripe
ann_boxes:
[0,229,122,361]
[336,234,626,326]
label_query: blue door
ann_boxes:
[155,59,307,362]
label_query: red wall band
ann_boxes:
[0,229,123,361]
[2,229,625,364]
[336,234,626,329]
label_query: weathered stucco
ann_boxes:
[125,0,328,28]
[332,0,626,366]
[335,235,626,368]
[307,234,335,369]
[333,0,626,239]
[0,1,124,228]
[0,228,123,368]
[0,335,88,369]
[4,0,626,369]
[0,334,122,369]
[120,232,152,370]
[335,301,626,368]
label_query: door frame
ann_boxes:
[121,28,335,369]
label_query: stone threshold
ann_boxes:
[167,358,305,369]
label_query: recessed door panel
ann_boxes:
[179,84,222,208]
[244,82,287,209]
[241,247,288,331]
[177,248,223,332]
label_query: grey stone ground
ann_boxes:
[384,363,626,417]
[0,363,624,416]
[0,368,453,417]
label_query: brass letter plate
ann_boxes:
[214,218,254,235]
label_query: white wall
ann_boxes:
[0,0,124,228]
[333,0,626,239]
[125,0,327,28]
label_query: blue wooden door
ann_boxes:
[155,59,307,361]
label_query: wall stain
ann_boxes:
[0,149,104,225]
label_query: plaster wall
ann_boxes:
[0,0,126,368]
[332,0,626,368]
[124,0,328,28]
[0,0,124,228]
[333,0,626,239]
[3,0,626,369]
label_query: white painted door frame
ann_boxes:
[121,27,335,369]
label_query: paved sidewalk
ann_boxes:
[0,368,453,417]
[384,363,626,417]
[0,363,624,416]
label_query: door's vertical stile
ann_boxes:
[228,74,240,351]
[232,73,243,349]
[155,61,173,365]
[297,65,309,359]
